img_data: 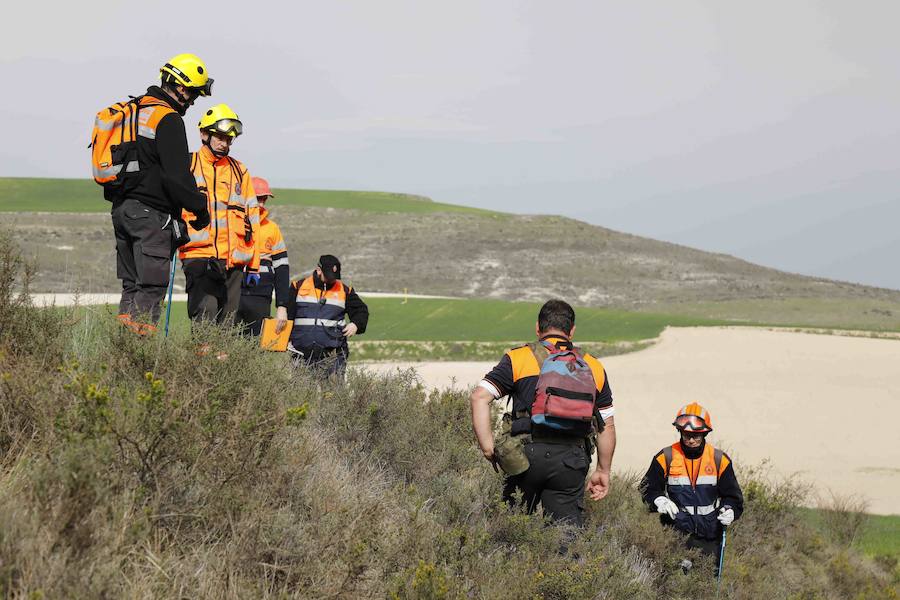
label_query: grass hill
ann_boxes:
[4,176,900,330]
[0,176,490,215]
[1,239,896,598]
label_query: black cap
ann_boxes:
[318,254,341,280]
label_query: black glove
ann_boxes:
[486,452,500,473]
[189,210,210,231]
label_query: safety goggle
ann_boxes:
[197,78,214,97]
[673,414,709,431]
[185,79,214,98]
[206,118,243,137]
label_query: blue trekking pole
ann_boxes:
[716,526,727,597]
[163,252,177,337]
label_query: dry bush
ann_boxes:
[0,236,897,599]
[818,492,870,548]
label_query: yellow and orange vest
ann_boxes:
[180,145,260,271]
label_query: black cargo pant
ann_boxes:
[182,258,244,325]
[289,346,349,379]
[503,439,591,527]
[236,294,271,336]
[112,198,174,324]
[687,534,724,575]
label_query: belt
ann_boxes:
[530,431,588,446]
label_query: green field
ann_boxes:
[72,296,726,361]
[798,508,900,558]
[358,297,726,341]
[0,177,489,215]
[104,296,726,343]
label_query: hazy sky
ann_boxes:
[3,1,898,289]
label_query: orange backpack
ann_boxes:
[89,96,172,191]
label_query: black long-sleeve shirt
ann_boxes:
[106,86,208,219]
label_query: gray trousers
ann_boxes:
[112,198,174,324]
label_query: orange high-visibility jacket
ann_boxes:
[242,206,291,308]
[258,207,288,266]
[180,145,260,271]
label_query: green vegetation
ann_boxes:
[0,177,107,212]
[73,296,725,361]
[0,176,489,215]
[271,187,493,214]
[799,507,900,560]
[351,339,655,362]
[857,514,900,558]
[1,232,896,598]
[359,297,728,342]
[649,297,900,332]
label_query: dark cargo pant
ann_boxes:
[112,198,174,324]
[503,440,591,527]
[236,294,271,336]
[289,346,348,379]
[182,258,244,325]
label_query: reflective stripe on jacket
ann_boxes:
[658,442,728,540]
[289,275,348,350]
[242,207,290,306]
[179,145,260,270]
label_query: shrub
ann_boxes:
[0,236,896,599]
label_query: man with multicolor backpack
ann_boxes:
[640,403,744,573]
[91,53,213,335]
[470,299,617,528]
[180,103,261,325]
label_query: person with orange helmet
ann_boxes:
[640,403,744,571]
[236,177,291,336]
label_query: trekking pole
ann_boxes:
[716,526,727,597]
[164,252,177,337]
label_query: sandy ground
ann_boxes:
[363,327,900,515]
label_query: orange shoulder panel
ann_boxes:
[508,345,540,383]
[583,353,607,390]
[655,451,667,472]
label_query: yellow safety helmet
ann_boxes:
[198,104,243,138]
[160,53,213,96]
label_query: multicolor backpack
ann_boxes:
[529,340,597,432]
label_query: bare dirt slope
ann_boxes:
[15,207,900,314]
[364,327,900,515]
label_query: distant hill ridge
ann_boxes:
[4,177,900,330]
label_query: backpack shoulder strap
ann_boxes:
[528,341,551,366]
[662,446,673,479]
[714,448,724,477]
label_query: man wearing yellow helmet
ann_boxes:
[179,103,261,325]
[107,53,212,334]
[640,403,744,574]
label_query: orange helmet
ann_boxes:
[252,177,274,200]
[673,402,713,433]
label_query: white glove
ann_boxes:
[654,496,678,519]
[718,507,735,526]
